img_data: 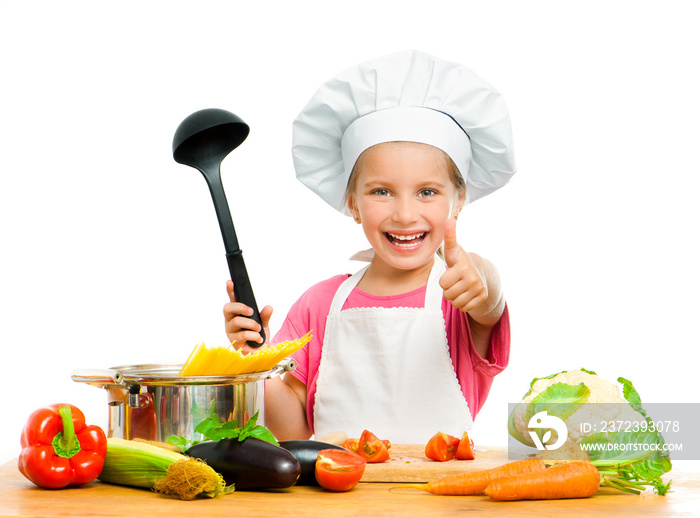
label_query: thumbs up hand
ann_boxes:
[439,218,489,314]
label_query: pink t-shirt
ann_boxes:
[272,274,510,433]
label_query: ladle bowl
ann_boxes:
[173,108,264,346]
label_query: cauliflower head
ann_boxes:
[507,369,673,494]
[510,369,646,445]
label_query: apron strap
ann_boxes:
[328,265,369,315]
[328,257,445,315]
[425,257,446,310]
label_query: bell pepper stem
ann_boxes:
[52,405,81,458]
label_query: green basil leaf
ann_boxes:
[219,420,240,430]
[215,430,241,440]
[194,416,221,437]
[174,409,278,445]
[245,412,259,428]
[248,427,279,446]
[166,434,192,451]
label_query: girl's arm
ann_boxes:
[440,219,505,359]
[224,281,312,438]
[264,375,313,440]
[463,253,506,358]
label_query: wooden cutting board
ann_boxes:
[361,444,512,482]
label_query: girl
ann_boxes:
[224,50,516,444]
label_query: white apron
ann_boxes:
[313,258,474,444]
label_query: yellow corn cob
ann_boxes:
[99,437,185,488]
[179,332,311,376]
[98,438,229,500]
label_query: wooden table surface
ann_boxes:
[2,447,698,517]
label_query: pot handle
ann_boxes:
[266,358,297,379]
[71,368,124,386]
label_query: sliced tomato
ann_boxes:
[315,449,367,492]
[342,437,390,454]
[358,430,391,463]
[341,438,359,453]
[455,431,475,460]
[425,431,460,462]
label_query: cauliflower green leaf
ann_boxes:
[618,376,645,416]
[525,382,591,423]
[508,381,590,447]
[525,382,590,446]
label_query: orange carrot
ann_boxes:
[484,461,600,501]
[402,459,546,495]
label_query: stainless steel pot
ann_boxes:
[72,360,295,443]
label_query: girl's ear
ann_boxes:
[451,191,466,219]
[347,195,361,224]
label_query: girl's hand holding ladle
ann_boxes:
[224,280,273,354]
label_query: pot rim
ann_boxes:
[72,359,296,387]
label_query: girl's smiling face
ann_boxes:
[347,142,465,274]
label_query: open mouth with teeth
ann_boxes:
[385,232,426,248]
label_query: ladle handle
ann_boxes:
[226,250,265,348]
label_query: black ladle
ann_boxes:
[172,108,265,347]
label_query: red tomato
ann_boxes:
[315,449,367,492]
[358,430,391,463]
[425,431,460,462]
[342,437,390,454]
[341,438,359,453]
[455,431,475,460]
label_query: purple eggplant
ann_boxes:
[186,437,301,490]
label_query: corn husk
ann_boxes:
[98,438,230,500]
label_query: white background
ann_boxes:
[1,1,698,465]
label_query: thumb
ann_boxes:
[260,305,274,329]
[443,217,460,267]
[226,280,236,303]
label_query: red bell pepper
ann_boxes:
[18,403,107,489]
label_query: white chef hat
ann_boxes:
[292,49,516,215]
